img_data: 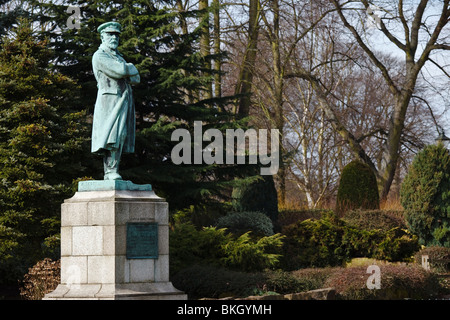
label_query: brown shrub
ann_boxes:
[414,246,450,274]
[19,258,60,300]
[325,264,442,300]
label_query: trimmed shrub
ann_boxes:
[216,211,274,237]
[343,209,406,232]
[232,175,278,221]
[280,212,418,270]
[19,258,60,300]
[281,212,350,269]
[262,270,310,295]
[336,160,380,216]
[291,268,340,292]
[401,143,450,247]
[325,264,442,300]
[414,246,450,274]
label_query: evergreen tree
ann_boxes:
[36,0,254,211]
[231,175,278,222]
[335,160,380,216]
[0,0,25,39]
[401,143,450,247]
[0,21,90,282]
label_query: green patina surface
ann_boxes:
[78,180,152,191]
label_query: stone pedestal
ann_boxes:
[44,181,187,300]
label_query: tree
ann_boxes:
[335,160,380,216]
[0,0,25,39]
[0,21,90,282]
[223,0,441,208]
[329,0,450,200]
[232,0,260,118]
[401,143,450,248]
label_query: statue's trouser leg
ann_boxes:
[103,142,124,180]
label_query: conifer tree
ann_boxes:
[0,0,25,39]
[401,143,450,247]
[0,21,90,281]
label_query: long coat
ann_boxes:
[91,44,139,154]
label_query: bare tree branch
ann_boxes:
[331,0,401,97]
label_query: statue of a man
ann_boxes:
[91,21,140,180]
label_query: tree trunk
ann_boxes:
[199,0,212,100]
[270,0,286,208]
[212,0,221,102]
[234,0,260,117]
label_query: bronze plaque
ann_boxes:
[126,222,158,259]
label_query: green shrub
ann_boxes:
[232,175,278,221]
[401,143,450,247]
[220,232,285,272]
[215,211,274,237]
[281,212,350,269]
[280,212,418,270]
[169,222,229,275]
[369,227,419,262]
[415,246,450,274]
[343,209,406,232]
[325,264,442,300]
[336,160,380,216]
[170,222,285,274]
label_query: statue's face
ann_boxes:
[101,32,119,50]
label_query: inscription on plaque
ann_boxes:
[126,222,158,259]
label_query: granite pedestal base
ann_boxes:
[44,181,187,300]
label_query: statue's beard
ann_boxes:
[105,41,118,50]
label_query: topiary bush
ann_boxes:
[280,212,350,269]
[400,143,450,247]
[232,175,278,221]
[215,211,274,237]
[280,212,418,270]
[343,209,406,232]
[335,160,380,216]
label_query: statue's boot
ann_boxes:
[103,149,122,180]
